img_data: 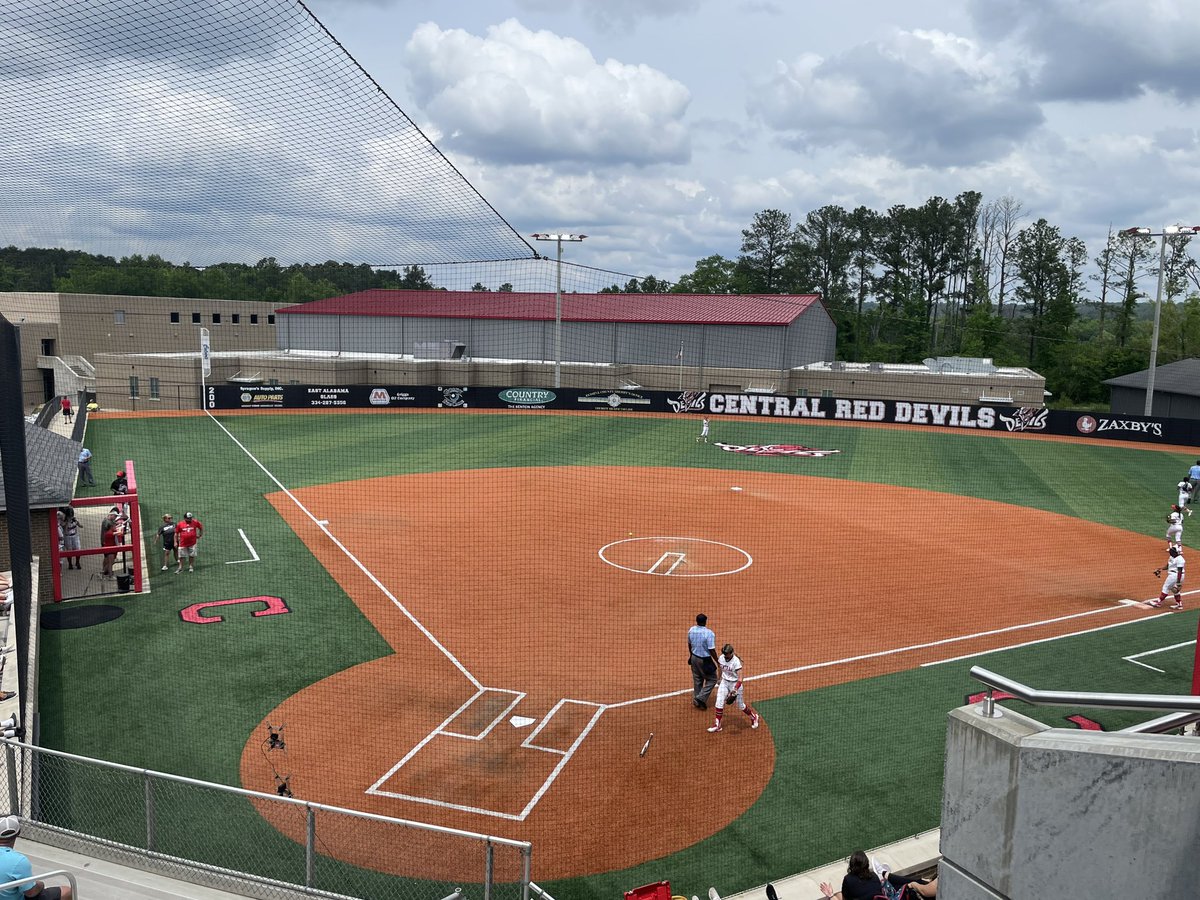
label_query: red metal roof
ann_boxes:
[275,290,822,326]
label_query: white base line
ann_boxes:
[225,528,261,565]
[203,410,480,690]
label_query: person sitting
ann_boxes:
[819,851,935,899]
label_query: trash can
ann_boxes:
[115,573,132,593]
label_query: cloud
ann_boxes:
[747,28,1043,166]
[967,0,1200,102]
[403,19,691,166]
[515,0,703,32]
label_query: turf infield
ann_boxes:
[38,411,1198,899]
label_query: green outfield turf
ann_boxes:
[38,411,1198,899]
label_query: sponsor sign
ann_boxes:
[369,388,391,406]
[498,388,557,409]
[578,390,651,409]
[1078,415,1163,438]
[715,443,842,457]
[306,387,352,407]
[236,388,284,409]
[199,328,211,378]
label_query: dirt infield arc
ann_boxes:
[239,466,1164,880]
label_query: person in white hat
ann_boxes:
[0,815,73,898]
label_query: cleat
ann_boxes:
[1171,602,1184,611]
[707,725,722,733]
[1147,600,1163,608]
[161,565,168,571]
[751,713,761,729]
[693,699,707,709]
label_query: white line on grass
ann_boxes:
[1123,640,1198,674]
[224,528,261,565]
[203,411,481,690]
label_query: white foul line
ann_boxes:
[203,410,481,691]
[225,528,261,565]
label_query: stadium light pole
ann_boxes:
[531,233,587,388]
[1120,225,1200,415]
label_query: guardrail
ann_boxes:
[969,665,1200,733]
[0,868,79,897]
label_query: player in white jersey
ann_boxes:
[1166,506,1185,550]
[1148,546,1186,611]
[697,417,710,443]
[1177,481,1193,512]
[707,643,761,732]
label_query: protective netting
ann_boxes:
[1,0,533,268]
[4,3,1200,900]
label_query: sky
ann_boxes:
[5,0,1200,286]
[298,0,1200,282]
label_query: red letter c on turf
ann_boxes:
[181,596,291,624]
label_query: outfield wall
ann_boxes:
[204,384,1200,447]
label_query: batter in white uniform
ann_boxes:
[1149,547,1186,611]
[1166,506,1185,550]
[707,643,761,733]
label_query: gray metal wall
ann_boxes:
[1110,385,1200,419]
[279,310,835,370]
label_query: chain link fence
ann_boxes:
[3,740,531,900]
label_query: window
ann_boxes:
[192,313,201,324]
[267,314,276,325]
[114,310,126,325]
[41,338,55,356]
[212,313,222,324]
[796,387,809,397]
[250,314,259,325]
[820,389,834,398]
[149,377,160,400]
[170,312,180,324]
[961,387,969,395]
[231,313,240,324]
[129,376,139,399]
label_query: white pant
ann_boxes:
[1162,572,1182,594]
[715,681,746,710]
[1167,525,1182,543]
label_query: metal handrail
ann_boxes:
[0,869,79,896]
[969,666,1200,719]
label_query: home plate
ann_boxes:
[510,715,535,728]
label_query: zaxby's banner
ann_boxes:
[205,385,1200,447]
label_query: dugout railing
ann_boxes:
[1,740,532,900]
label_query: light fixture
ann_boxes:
[531,233,588,388]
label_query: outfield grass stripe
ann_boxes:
[206,410,484,690]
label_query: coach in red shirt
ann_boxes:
[174,512,204,574]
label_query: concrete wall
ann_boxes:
[939,705,1200,898]
[792,369,1044,405]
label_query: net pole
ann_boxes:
[0,315,33,705]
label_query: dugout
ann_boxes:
[0,423,80,604]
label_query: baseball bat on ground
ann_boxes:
[639,732,654,757]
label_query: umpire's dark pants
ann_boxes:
[691,654,717,705]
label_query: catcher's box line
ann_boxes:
[1124,639,1197,673]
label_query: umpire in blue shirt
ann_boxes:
[688,614,719,709]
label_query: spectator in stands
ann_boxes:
[904,878,936,898]
[0,815,73,898]
[819,850,931,900]
[76,448,94,487]
[59,396,72,423]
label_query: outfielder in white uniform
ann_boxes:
[707,643,761,732]
[1148,547,1186,611]
[1166,506,1185,550]
[697,417,710,443]
[1177,481,1193,512]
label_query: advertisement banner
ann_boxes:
[202,385,1198,446]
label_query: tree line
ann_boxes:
[4,191,1199,406]
[602,194,1200,407]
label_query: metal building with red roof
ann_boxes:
[275,289,834,370]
